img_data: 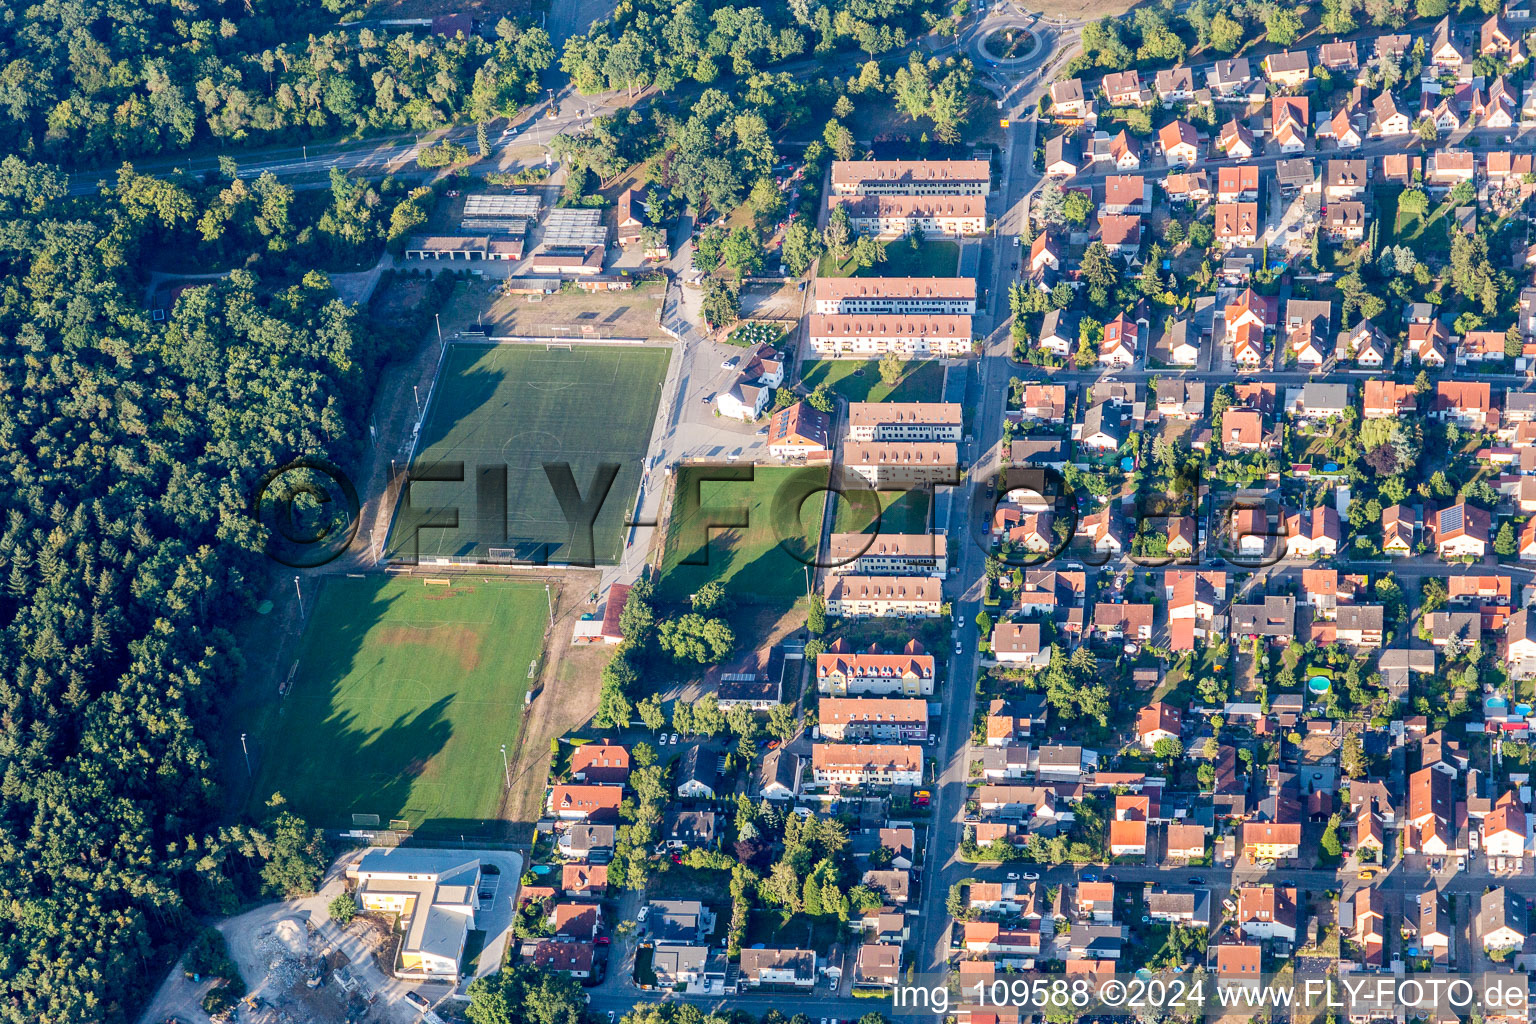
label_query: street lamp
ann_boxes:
[294,576,304,617]
[500,744,511,789]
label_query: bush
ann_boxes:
[202,980,246,1016]
[185,928,237,979]
[417,141,471,168]
[329,891,358,926]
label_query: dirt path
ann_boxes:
[500,569,606,841]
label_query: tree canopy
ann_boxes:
[0,6,553,164]
[0,154,360,1023]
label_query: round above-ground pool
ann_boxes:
[1517,703,1533,717]
[1308,676,1331,695]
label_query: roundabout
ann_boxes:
[980,24,1041,64]
[957,8,1060,81]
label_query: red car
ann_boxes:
[595,936,612,946]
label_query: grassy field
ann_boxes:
[800,359,946,403]
[656,465,826,603]
[745,909,843,951]
[387,343,670,565]
[832,487,932,534]
[824,238,960,278]
[249,576,547,835]
[1378,185,1452,256]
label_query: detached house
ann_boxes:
[1098,311,1143,367]
[1103,70,1153,107]
[1271,96,1309,152]
[1430,502,1492,558]
[1218,118,1255,159]
[1155,67,1197,104]
[1434,381,1496,429]
[1431,16,1469,73]
[1051,79,1087,117]
[1237,886,1299,942]
[1381,504,1417,556]
[1319,40,1359,73]
[1409,319,1452,366]
[1325,159,1369,201]
[1159,120,1201,167]
[1264,50,1311,90]
[1136,702,1182,748]
[1208,58,1255,97]
[1284,506,1342,559]
[1480,887,1527,951]
[1355,887,1386,965]
[1341,321,1391,367]
[1044,134,1083,177]
[1373,91,1412,136]
[1103,175,1150,215]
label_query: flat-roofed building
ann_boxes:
[404,234,491,260]
[349,849,482,980]
[529,244,604,276]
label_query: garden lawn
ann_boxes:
[1378,184,1452,257]
[823,238,960,278]
[656,465,826,605]
[799,359,945,404]
[832,487,932,534]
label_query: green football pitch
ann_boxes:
[248,575,547,834]
[388,343,671,565]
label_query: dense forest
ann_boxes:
[560,0,958,95]
[0,154,357,1022]
[0,0,554,165]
